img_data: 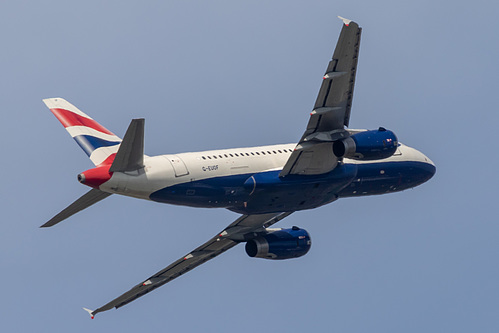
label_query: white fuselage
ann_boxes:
[100,142,434,207]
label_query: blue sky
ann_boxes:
[1,1,498,332]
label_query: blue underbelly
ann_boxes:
[149,173,250,208]
[149,160,435,213]
[149,163,358,213]
[338,161,436,197]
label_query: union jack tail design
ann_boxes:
[43,98,122,166]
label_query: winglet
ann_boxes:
[83,307,95,319]
[337,16,353,26]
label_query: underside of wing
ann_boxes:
[281,18,361,177]
[311,19,361,131]
[89,212,293,317]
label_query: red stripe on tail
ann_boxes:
[98,153,117,166]
[50,108,115,135]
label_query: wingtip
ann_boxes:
[83,307,95,319]
[40,221,54,228]
[337,16,353,26]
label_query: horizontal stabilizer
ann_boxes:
[40,189,112,228]
[109,119,145,173]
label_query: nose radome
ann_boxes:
[412,148,435,166]
[425,160,436,180]
[409,147,436,181]
[423,154,435,167]
[419,152,436,180]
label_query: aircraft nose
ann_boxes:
[423,160,436,181]
[409,147,436,182]
[419,153,436,181]
[424,155,435,167]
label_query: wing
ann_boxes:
[280,18,361,176]
[88,212,293,317]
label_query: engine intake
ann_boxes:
[333,127,398,160]
[245,226,311,260]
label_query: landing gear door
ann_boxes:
[165,155,189,177]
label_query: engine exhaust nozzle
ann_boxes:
[77,173,86,184]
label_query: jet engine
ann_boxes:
[245,226,311,260]
[333,127,398,160]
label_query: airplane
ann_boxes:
[41,17,436,319]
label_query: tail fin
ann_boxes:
[43,98,122,166]
[109,118,145,172]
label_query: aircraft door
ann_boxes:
[165,155,189,177]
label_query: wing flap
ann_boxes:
[281,143,338,176]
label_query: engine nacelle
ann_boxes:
[333,127,398,160]
[245,226,311,260]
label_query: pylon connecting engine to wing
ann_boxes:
[333,127,398,160]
